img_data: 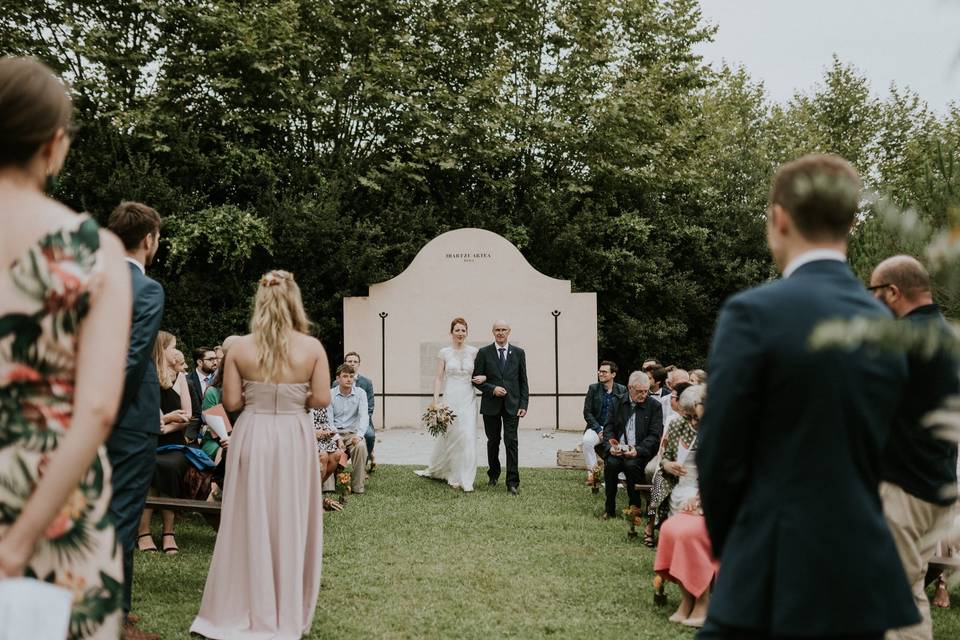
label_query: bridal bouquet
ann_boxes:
[422,403,457,437]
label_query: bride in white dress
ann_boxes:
[415,317,481,492]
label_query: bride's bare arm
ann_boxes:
[432,356,445,405]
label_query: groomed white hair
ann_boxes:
[679,384,705,412]
[627,371,650,388]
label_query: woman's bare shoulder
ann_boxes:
[292,332,324,352]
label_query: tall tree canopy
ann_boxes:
[3,1,956,370]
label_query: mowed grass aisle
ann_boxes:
[134,466,960,639]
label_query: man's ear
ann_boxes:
[770,203,792,236]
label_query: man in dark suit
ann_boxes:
[187,346,217,437]
[698,155,918,639]
[105,202,164,640]
[870,255,959,640]
[581,361,627,483]
[600,371,662,519]
[473,320,529,495]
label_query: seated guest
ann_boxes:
[313,407,346,511]
[600,371,663,519]
[187,345,217,418]
[689,369,707,385]
[644,381,692,541]
[653,385,717,628]
[329,364,369,494]
[312,407,343,481]
[344,351,377,471]
[660,369,690,426]
[199,335,241,499]
[650,366,670,399]
[582,361,626,485]
[138,332,193,554]
[648,384,700,529]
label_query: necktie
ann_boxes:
[498,348,506,368]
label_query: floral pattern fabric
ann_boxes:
[0,218,123,639]
[648,416,698,525]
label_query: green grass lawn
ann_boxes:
[133,466,960,639]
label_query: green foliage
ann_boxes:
[164,205,274,273]
[1,1,954,367]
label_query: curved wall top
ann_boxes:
[344,227,597,430]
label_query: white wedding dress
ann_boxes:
[415,346,479,491]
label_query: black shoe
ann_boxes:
[507,486,519,496]
[488,478,498,486]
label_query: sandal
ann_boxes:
[137,533,158,553]
[643,530,656,548]
[323,497,343,512]
[161,531,179,555]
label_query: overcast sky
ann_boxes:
[695,0,960,111]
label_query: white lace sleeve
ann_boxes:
[438,346,449,361]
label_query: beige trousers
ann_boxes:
[881,481,953,640]
[345,438,368,493]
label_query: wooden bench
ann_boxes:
[145,496,221,529]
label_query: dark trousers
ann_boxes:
[698,619,882,640]
[603,455,645,516]
[483,411,519,488]
[106,428,157,614]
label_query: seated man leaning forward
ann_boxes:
[582,360,626,485]
[329,364,369,494]
[601,371,663,520]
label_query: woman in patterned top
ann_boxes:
[646,382,698,542]
[0,57,132,638]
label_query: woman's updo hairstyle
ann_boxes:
[250,270,310,382]
[449,317,468,333]
[0,57,73,167]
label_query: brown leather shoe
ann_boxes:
[121,623,160,640]
[125,613,141,625]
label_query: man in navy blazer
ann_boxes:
[105,202,164,635]
[473,320,529,495]
[698,155,918,638]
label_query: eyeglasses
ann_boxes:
[202,357,217,362]
[867,283,892,292]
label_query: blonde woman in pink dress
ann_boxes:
[191,270,331,640]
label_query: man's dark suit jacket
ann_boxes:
[601,394,662,461]
[112,262,164,434]
[473,344,529,416]
[583,381,627,433]
[698,259,918,636]
[882,303,960,506]
[355,374,375,420]
[186,370,204,440]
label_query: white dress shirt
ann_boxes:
[329,385,369,437]
[625,409,637,447]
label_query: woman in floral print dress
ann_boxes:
[0,57,132,639]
